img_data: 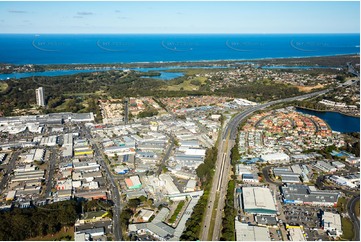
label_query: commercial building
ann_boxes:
[261,152,290,163]
[125,176,142,190]
[184,179,197,192]
[281,184,339,206]
[287,227,306,241]
[235,220,271,241]
[35,87,45,107]
[241,187,277,215]
[328,175,357,188]
[242,173,259,183]
[314,161,337,173]
[322,212,343,237]
[159,174,180,195]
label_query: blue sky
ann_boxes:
[0,1,359,34]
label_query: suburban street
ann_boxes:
[0,151,19,194]
[45,148,57,198]
[84,125,123,241]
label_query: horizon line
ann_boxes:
[0,32,360,35]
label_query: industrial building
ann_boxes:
[125,176,142,190]
[322,212,343,237]
[261,152,290,163]
[241,187,277,215]
[314,161,337,173]
[287,227,306,241]
[328,175,357,188]
[235,220,271,241]
[281,184,339,206]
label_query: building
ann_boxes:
[281,184,339,206]
[159,174,180,195]
[184,179,197,192]
[35,87,45,107]
[241,187,277,215]
[331,161,345,169]
[314,161,337,173]
[328,175,357,188]
[125,176,142,190]
[235,220,271,241]
[242,173,259,183]
[322,212,343,237]
[261,152,290,163]
[287,227,306,241]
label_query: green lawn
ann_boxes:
[341,217,354,240]
[0,82,8,92]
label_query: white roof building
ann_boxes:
[159,174,180,195]
[322,212,343,237]
[242,187,277,215]
[261,152,290,163]
[235,220,271,241]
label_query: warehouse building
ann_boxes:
[322,212,343,237]
[241,187,277,215]
[235,220,271,241]
[281,184,339,206]
[313,161,337,173]
[261,152,290,163]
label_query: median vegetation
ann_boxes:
[180,146,218,241]
[220,180,236,241]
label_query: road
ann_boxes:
[45,148,57,198]
[347,196,360,241]
[201,88,330,241]
[0,151,19,194]
[84,125,123,241]
[157,135,175,176]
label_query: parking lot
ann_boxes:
[282,204,323,228]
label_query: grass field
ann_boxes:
[0,82,8,92]
[166,76,207,91]
[27,226,74,241]
[341,217,354,240]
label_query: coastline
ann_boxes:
[0,53,359,74]
[295,106,360,118]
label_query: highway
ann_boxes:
[201,88,331,241]
[347,196,360,241]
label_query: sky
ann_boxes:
[0,1,359,34]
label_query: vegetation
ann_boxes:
[220,180,236,241]
[169,201,186,224]
[0,200,78,241]
[337,197,348,213]
[181,146,218,240]
[137,108,159,118]
[216,79,302,102]
[341,217,354,240]
[196,146,218,188]
[180,190,209,241]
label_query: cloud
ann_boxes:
[118,17,128,20]
[176,12,183,15]
[115,10,121,13]
[8,10,28,14]
[77,11,94,16]
[73,16,84,19]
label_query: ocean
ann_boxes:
[0,34,359,65]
